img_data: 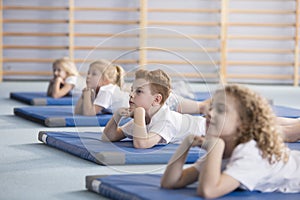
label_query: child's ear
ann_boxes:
[153,93,163,105]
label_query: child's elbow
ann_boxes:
[197,187,218,199]
[133,140,154,149]
[160,180,174,189]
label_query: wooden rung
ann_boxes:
[227,61,293,66]
[148,21,220,26]
[2,6,68,11]
[3,58,139,64]
[3,71,52,76]
[228,22,295,27]
[3,32,68,37]
[147,60,220,65]
[147,8,220,13]
[3,58,56,63]
[74,20,139,25]
[74,59,138,64]
[227,48,294,54]
[229,9,295,15]
[74,33,138,37]
[228,35,294,40]
[146,47,220,53]
[3,19,69,24]
[74,46,138,50]
[148,34,220,39]
[227,74,293,80]
[168,72,219,79]
[74,7,139,12]
[3,45,68,50]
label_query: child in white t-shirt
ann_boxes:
[161,84,300,198]
[74,60,128,115]
[102,69,206,148]
[47,57,80,98]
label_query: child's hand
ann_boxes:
[117,107,134,118]
[202,136,224,151]
[54,76,64,84]
[191,135,205,147]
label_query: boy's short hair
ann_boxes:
[135,69,171,105]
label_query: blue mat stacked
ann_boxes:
[38,131,204,165]
[86,174,300,200]
[10,92,79,105]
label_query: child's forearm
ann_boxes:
[47,81,54,96]
[82,91,96,116]
[161,135,195,188]
[74,95,83,114]
[102,113,123,141]
[132,107,161,148]
[197,138,225,197]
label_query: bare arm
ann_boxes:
[50,77,74,98]
[161,135,203,188]
[277,117,300,142]
[132,107,162,149]
[177,98,211,115]
[81,88,104,116]
[47,79,54,96]
[74,93,84,114]
[102,108,129,142]
[197,137,240,198]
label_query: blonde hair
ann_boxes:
[135,69,171,105]
[217,84,289,164]
[89,59,124,88]
[53,57,79,76]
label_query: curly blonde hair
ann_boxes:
[220,84,289,164]
[135,69,171,105]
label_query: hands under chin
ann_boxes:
[117,107,134,118]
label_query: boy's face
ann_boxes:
[86,65,104,89]
[206,91,241,139]
[129,78,156,110]
[53,64,67,80]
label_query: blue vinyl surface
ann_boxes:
[272,105,300,118]
[14,106,127,127]
[10,92,79,105]
[192,91,211,101]
[38,131,204,165]
[87,174,300,200]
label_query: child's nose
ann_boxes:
[129,91,134,98]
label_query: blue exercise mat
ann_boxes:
[10,92,79,105]
[273,105,300,118]
[14,106,129,127]
[38,131,204,165]
[86,174,300,200]
[192,91,211,101]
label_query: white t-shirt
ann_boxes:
[193,140,300,193]
[65,75,77,85]
[121,104,206,144]
[94,84,129,113]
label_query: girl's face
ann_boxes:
[129,78,156,110]
[53,64,67,80]
[86,65,105,90]
[206,91,241,139]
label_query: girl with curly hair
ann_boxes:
[161,84,300,198]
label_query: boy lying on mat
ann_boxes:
[161,84,300,198]
[102,69,208,148]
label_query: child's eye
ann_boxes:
[136,89,142,94]
[216,106,225,113]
